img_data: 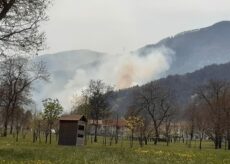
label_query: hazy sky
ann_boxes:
[42,0,230,54]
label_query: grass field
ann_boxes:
[0,135,230,164]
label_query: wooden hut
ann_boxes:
[58,115,87,146]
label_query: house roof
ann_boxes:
[103,119,127,127]
[59,114,87,122]
[88,119,126,127]
[89,119,103,125]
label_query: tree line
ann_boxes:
[185,80,230,150]
[73,79,230,150]
[124,80,230,150]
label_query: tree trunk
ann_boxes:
[33,130,36,143]
[144,136,148,145]
[115,114,119,144]
[154,129,159,145]
[199,138,202,149]
[227,130,230,150]
[109,135,113,146]
[38,122,41,143]
[189,130,193,148]
[139,129,143,147]
[10,121,14,135]
[104,126,107,146]
[3,102,12,137]
[130,129,134,148]
[45,130,48,144]
[228,138,230,150]
[215,136,218,149]
[218,136,222,149]
[104,135,107,146]
[91,133,93,144]
[16,127,19,142]
[214,134,222,149]
[166,134,170,146]
[84,124,87,145]
[3,117,9,137]
[56,131,58,142]
[94,121,98,142]
[49,125,52,144]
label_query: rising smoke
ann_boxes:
[33,46,174,111]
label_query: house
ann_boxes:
[88,119,128,136]
[58,115,87,146]
[102,119,127,136]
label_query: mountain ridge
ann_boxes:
[111,61,230,115]
[32,21,230,110]
[137,21,230,75]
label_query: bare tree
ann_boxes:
[196,80,230,149]
[0,56,49,136]
[222,92,230,150]
[137,82,177,145]
[195,104,208,149]
[9,106,32,141]
[164,109,177,146]
[184,102,197,148]
[0,0,50,56]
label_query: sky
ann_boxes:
[42,0,230,54]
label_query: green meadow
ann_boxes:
[0,136,230,164]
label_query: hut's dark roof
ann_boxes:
[59,114,87,121]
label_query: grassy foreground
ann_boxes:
[0,136,230,164]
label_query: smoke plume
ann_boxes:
[33,47,174,111]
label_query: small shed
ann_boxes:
[58,115,87,146]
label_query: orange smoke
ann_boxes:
[117,62,135,89]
